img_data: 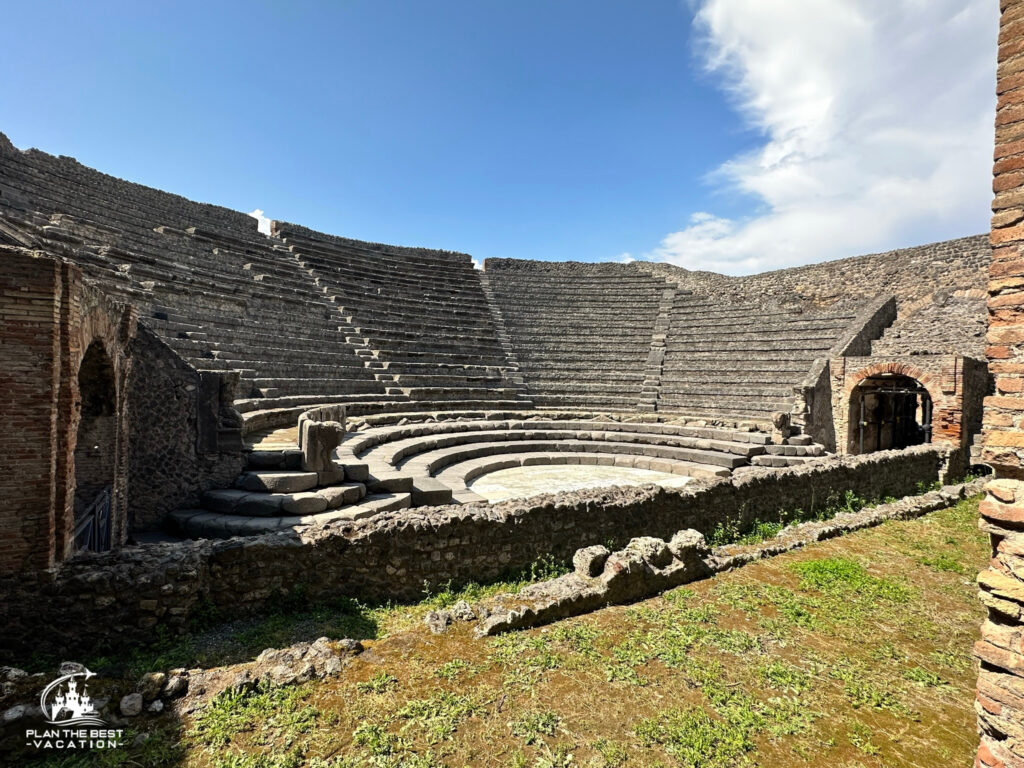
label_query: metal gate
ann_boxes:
[856,380,932,454]
[74,486,112,552]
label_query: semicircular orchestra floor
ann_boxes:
[467,463,693,502]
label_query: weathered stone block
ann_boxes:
[573,545,610,578]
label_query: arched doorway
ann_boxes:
[73,341,117,551]
[848,373,932,454]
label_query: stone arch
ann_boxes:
[72,340,117,551]
[60,298,136,557]
[843,362,937,455]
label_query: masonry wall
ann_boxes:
[975,2,1024,765]
[638,235,990,312]
[0,446,947,658]
[830,356,979,459]
[0,249,61,573]
[0,249,141,574]
[126,325,244,529]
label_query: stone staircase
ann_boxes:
[166,434,454,540]
[638,283,678,411]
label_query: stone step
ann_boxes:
[411,477,454,506]
[234,471,319,493]
[361,492,413,513]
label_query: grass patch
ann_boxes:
[789,557,913,603]
[356,671,399,694]
[190,682,324,749]
[397,691,482,742]
[509,710,560,745]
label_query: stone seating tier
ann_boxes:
[483,262,669,411]
[241,398,535,435]
[1,142,532,409]
[342,415,771,452]
[359,429,764,471]
[0,165,383,405]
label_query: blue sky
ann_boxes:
[1,1,998,273]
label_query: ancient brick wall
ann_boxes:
[0,446,948,658]
[830,356,983,466]
[0,249,136,575]
[976,2,1024,765]
[0,249,62,573]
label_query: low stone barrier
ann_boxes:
[429,478,982,637]
[0,445,954,659]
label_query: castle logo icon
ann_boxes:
[40,668,106,727]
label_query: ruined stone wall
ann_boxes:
[126,325,244,530]
[0,447,948,658]
[0,248,136,575]
[637,235,989,311]
[975,2,1024,765]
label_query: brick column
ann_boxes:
[0,251,62,573]
[977,2,1024,765]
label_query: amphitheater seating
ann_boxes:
[338,412,779,503]
[0,142,385,403]
[274,225,530,408]
[483,261,671,410]
[657,292,860,421]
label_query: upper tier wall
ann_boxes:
[636,235,990,310]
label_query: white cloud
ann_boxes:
[248,208,272,236]
[640,0,997,275]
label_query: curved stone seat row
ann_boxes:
[241,398,535,436]
[432,451,715,503]
[368,430,755,472]
[348,423,765,468]
[390,439,743,483]
[343,412,770,448]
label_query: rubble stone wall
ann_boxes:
[0,446,948,658]
[126,325,244,529]
[637,235,990,311]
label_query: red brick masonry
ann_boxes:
[977,1,1024,765]
[0,248,134,575]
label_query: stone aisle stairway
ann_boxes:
[638,283,678,411]
[166,441,454,539]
